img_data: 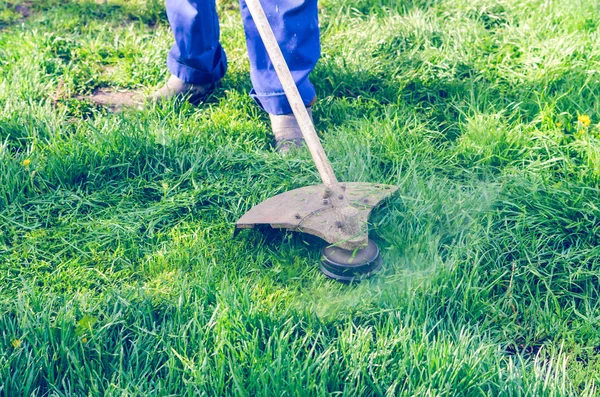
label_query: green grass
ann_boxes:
[1,0,600,394]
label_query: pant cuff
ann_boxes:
[250,79,317,115]
[167,55,227,85]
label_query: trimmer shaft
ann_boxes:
[320,239,382,282]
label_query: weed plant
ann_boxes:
[1,0,600,395]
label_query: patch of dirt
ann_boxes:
[1,2,32,29]
[83,88,144,112]
[14,4,30,18]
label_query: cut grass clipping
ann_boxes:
[1,0,600,395]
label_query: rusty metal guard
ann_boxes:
[235,182,397,250]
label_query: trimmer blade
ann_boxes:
[235,182,397,251]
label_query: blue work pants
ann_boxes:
[165,0,320,115]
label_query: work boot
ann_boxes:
[270,97,316,155]
[148,75,215,105]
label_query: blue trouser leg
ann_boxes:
[165,0,320,115]
[165,0,227,85]
[239,0,320,115]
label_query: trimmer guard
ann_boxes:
[235,182,397,250]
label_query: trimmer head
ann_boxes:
[320,239,382,282]
[235,182,397,279]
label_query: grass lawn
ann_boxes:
[1,0,600,395]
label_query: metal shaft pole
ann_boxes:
[244,0,340,188]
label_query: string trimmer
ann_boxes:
[235,0,398,281]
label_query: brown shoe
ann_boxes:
[270,97,316,155]
[148,75,215,105]
[269,108,312,155]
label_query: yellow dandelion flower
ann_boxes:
[22,159,31,167]
[556,121,562,128]
[82,338,88,343]
[578,115,591,127]
[11,339,21,348]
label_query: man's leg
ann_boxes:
[151,0,227,103]
[239,0,319,114]
[239,0,320,151]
